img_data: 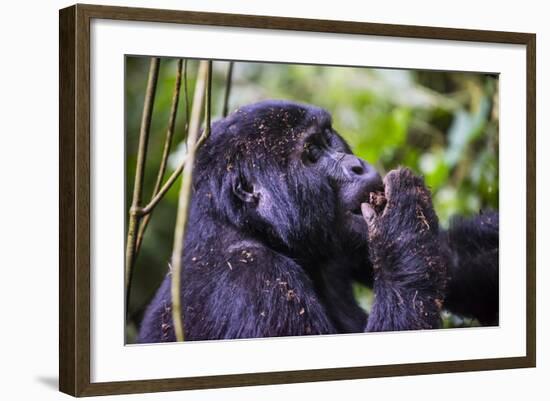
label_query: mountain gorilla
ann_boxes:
[138,100,498,342]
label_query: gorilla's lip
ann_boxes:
[346,199,370,220]
[344,207,370,234]
[346,186,384,216]
[350,206,363,216]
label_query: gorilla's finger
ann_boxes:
[361,202,376,225]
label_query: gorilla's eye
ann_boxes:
[304,142,323,163]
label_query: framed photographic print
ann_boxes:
[59,4,536,397]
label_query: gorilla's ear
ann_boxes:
[232,175,260,205]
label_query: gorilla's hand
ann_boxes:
[361,167,440,253]
[361,168,448,331]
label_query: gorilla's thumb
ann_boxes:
[361,202,376,225]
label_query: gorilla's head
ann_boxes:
[193,100,382,257]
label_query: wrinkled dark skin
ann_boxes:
[138,100,499,342]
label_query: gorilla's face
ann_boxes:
[298,119,383,237]
[196,100,382,255]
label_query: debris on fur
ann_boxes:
[368,190,387,214]
[416,204,430,230]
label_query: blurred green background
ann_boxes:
[125,57,499,342]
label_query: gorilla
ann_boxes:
[138,100,498,342]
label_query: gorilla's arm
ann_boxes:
[361,168,447,331]
[443,212,499,325]
[138,244,336,342]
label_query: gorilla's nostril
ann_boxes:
[351,165,364,175]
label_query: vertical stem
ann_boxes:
[205,64,212,134]
[125,57,160,311]
[135,59,183,252]
[171,60,212,342]
[222,61,234,117]
[183,59,190,133]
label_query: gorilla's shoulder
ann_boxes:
[446,210,499,253]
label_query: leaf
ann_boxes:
[445,96,490,167]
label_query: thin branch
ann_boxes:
[171,60,212,342]
[183,59,190,133]
[205,63,212,135]
[135,59,184,253]
[125,57,160,310]
[222,61,234,117]
[137,121,211,217]
[135,59,196,217]
[139,157,187,215]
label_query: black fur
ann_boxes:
[444,211,499,325]
[138,100,499,342]
[361,168,448,331]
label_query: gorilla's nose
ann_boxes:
[342,155,382,189]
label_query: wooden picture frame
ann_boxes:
[59,3,536,397]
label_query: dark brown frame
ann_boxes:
[59,3,536,397]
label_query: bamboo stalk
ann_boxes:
[135,59,184,253]
[222,61,234,117]
[170,60,212,341]
[125,57,160,310]
[183,59,190,132]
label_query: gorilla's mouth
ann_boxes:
[343,195,374,232]
[341,181,385,232]
[350,206,363,216]
[345,186,384,217]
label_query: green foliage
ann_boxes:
[125,57,498,338]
